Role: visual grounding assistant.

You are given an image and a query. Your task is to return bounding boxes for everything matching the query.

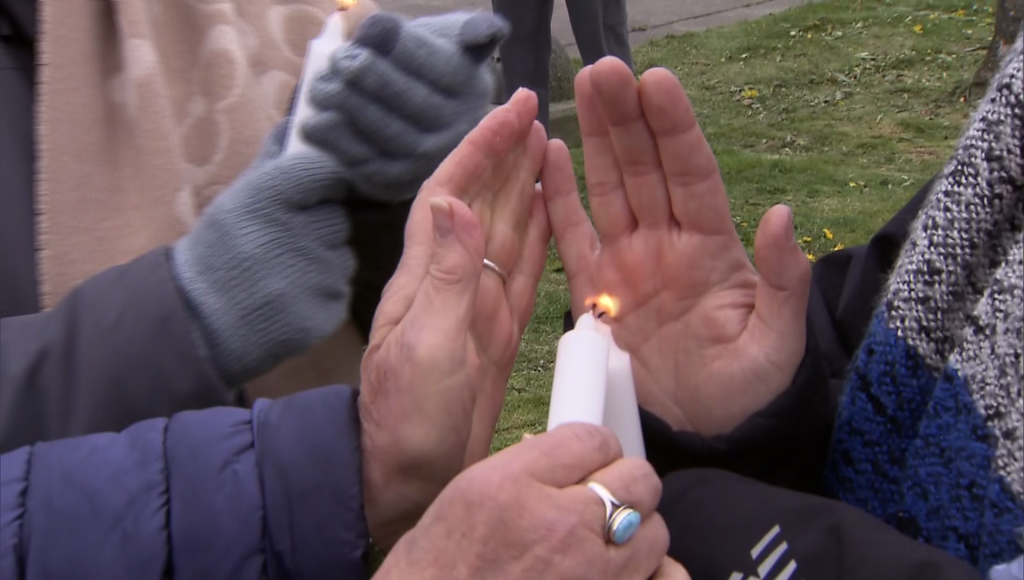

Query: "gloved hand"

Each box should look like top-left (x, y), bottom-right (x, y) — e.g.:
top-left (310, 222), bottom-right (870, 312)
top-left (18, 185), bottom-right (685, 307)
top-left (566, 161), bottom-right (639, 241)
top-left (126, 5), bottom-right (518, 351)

top-left (303, 10), bottom-right (509, 201)
top-left (170, 11), bottom-right (508, 387)
top-left (171, 124), bottom-right (355, 386)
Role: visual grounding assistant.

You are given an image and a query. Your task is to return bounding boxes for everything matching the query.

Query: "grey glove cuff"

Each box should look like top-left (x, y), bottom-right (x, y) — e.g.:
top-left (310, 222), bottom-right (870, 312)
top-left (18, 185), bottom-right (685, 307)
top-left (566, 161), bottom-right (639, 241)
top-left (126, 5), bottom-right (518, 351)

top-left (172, 126), bottom-right (356, 386)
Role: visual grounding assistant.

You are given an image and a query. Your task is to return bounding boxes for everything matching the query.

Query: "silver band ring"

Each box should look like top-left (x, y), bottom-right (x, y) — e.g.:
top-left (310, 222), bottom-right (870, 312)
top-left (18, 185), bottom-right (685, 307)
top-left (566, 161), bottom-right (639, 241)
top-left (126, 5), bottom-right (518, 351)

top-left (482, 258), bottom-right (509, 285)
top-left (586, 482), bottom-right (642, 545)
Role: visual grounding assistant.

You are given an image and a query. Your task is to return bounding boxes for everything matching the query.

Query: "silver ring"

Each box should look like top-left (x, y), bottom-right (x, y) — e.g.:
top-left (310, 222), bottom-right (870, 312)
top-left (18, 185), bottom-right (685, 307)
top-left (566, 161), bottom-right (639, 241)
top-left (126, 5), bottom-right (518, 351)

top-left (482, 258), bottom-right (509, 285)
top-left (586, 482), bottom-right (642, 545)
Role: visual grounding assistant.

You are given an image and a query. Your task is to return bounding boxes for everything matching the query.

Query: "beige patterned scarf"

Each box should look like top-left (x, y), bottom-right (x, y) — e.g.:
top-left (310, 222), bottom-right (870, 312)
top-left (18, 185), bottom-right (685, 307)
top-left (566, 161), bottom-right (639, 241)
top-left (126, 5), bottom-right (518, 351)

top-left (36, 0), bottom-right (379, 398)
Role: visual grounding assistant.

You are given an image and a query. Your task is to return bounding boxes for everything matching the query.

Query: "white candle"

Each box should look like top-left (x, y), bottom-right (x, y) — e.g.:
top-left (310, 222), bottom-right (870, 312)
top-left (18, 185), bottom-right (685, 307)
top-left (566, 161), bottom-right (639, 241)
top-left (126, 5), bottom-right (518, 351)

top-left (285, 4), bottom-right (365, 156)
top-left (595, 321), bottom-right (647, 459)
top-left (546, 311), bottom-right (611, 429)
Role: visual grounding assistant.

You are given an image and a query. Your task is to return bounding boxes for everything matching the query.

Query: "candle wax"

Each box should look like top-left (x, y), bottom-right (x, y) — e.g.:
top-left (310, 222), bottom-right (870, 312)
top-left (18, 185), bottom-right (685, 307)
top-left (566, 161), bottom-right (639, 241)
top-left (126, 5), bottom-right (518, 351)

top-left (285, 12), bottom-right (349, 156)
top-left (546, 311), bottom-right (610, 430)
top-left (595, 321), bottom-right (647, 459)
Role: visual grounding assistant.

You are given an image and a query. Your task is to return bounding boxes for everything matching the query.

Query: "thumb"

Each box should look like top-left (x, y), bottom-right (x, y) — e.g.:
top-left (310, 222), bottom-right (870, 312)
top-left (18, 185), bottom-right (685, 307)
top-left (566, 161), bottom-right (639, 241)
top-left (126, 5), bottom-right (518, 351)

top-left (752, 204), bottom-right (812, 339)
top-left (457, 13), bottom-right (510, 64)
top-left (415, 197), bottom-right (485, 330)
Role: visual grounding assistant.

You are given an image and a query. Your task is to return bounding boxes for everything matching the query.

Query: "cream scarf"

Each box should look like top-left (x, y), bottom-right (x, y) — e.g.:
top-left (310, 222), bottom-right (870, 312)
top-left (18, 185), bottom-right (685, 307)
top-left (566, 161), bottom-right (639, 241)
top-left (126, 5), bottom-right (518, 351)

top-left (36, 0), bottom-right (378, 397)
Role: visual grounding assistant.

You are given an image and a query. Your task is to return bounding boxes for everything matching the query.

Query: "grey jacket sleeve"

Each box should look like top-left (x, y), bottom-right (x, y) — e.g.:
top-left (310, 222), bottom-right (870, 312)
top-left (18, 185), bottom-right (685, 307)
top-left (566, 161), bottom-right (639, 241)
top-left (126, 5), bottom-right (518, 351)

top-left (0, 247), bottom-right (235, 453)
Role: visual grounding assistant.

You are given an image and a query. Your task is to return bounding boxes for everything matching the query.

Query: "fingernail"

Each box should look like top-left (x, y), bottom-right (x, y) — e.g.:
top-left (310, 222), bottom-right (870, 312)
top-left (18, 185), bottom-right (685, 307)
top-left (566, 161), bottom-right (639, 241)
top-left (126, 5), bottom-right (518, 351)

top-left (429, 198), bottom-right (455, 239)
top-left (520, 433), bottom-right (535, 441)
top-left (511, 87), bottom-right (536, 102)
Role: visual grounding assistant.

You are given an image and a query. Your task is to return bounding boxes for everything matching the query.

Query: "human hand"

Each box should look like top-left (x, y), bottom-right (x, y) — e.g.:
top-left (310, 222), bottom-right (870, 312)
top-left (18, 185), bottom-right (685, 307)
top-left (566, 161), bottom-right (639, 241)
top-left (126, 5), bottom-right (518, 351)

top-left (358, 89), bottom-right (550, 547)
top-left (171, 124), bottom-right (354, 386)
top-left (304, 10), bottom-right (508, 201)
top-left (375, 424), bottom-right (676, 580)
top-left (542, 58), bottom-right (811, 436)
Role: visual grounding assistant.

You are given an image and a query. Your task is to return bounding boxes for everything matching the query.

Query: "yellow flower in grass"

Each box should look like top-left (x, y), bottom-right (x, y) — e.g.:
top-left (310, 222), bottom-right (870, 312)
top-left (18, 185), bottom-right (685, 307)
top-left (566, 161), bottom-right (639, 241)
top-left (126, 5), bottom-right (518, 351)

top-left (823, 228), bottom-right (834, 240)
top-left (913, 24), bottom-right (925, 34)
top-left (806, 252), bottom-right (817, 262)
top-left (801, 236), bottom-right (814, 244)
top-left (833, 242), bottom-right (845, 251)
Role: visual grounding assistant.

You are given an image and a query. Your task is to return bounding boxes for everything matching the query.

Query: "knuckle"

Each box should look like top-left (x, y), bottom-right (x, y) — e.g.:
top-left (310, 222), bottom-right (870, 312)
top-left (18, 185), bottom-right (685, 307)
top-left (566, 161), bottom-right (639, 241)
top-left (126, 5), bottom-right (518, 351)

top-left (558, 423), bottom-right (622, 461)
top-left (614, 457), bottom-right (663, 507)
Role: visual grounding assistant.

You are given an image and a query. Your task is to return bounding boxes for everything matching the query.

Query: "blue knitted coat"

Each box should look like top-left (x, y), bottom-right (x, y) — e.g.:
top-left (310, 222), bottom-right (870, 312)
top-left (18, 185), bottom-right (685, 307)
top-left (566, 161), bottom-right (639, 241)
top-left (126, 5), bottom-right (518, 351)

top-left (823, 35), bottom-right (1024, 573)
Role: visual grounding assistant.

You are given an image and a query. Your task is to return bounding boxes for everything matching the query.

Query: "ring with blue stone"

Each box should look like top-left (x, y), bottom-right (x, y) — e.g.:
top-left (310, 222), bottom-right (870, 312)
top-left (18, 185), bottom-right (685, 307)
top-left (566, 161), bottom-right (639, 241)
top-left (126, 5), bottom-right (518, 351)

top-left (586, 482), bottom-right (642, 545)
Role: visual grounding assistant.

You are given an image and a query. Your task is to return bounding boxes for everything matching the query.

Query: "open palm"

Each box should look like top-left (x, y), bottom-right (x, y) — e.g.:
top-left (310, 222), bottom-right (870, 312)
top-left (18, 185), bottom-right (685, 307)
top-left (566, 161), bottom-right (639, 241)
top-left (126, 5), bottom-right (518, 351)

top-left (543, 59), bottom-right (812, 436)
top-left (359, 90), bottom-right (550, 546)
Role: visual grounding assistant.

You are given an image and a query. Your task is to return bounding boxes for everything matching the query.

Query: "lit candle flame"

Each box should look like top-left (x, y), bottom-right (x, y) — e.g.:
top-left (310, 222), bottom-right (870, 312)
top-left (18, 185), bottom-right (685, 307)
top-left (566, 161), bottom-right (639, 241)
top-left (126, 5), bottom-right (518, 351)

top-left (585, 293), bottom-right (621, 319)
top-left (336, 0), bottom-right (358, 10)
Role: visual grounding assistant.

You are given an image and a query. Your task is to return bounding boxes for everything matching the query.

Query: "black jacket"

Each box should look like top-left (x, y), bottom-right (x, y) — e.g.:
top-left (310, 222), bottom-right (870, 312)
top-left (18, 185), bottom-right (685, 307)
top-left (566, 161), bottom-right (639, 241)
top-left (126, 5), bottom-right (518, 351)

top-left (567, 178), bottom-right (983, 579)
top-left (0, 0), bottom-right (38, 318)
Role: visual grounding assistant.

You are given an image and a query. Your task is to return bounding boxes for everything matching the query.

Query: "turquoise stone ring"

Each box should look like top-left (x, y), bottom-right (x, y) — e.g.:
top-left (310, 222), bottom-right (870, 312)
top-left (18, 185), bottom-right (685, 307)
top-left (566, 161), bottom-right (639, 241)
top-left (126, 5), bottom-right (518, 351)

top-left (586, 482), bottom-right (643, 545)
top-left (608, 507), bottom-right (642, 545)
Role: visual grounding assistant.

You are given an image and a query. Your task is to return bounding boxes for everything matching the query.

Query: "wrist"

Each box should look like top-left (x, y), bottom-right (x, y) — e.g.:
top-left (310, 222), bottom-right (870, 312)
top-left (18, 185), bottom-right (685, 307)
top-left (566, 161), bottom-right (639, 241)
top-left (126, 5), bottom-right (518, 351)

top-left (362, 449), bottom-right (445, 549)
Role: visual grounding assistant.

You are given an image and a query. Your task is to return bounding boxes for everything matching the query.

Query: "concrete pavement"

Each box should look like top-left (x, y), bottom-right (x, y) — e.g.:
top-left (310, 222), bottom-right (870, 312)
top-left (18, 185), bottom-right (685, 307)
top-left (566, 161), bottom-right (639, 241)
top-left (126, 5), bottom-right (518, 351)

top-left (379, 0), bottom-right (817, 57)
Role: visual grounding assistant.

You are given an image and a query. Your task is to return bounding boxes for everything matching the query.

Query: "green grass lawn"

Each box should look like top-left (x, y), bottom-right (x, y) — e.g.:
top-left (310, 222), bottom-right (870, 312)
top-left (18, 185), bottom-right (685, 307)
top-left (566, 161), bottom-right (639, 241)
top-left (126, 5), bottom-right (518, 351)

top-left (491, 0), bottom-right (993, 451)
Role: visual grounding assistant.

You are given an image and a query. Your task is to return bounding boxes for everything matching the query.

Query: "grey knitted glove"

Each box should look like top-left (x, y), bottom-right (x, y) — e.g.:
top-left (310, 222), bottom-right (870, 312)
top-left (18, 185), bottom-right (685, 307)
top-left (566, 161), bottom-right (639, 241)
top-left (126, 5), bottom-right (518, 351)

top-left (303, 11), bottom-right (509, 201)
top-left (171, 124), bottom-right (355, 386)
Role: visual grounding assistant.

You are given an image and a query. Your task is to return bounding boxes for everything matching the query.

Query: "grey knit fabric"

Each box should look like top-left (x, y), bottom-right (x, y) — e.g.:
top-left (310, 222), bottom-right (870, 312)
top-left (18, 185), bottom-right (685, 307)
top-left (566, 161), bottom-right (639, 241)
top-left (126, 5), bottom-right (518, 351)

top-left (304, 11), bottom-right (507, 201)
top-left (883, 33), bottom-right (1024, 496)
top-left (170, 11), bottom-right (507, 386)
top-left (172, 124), bottom-right (355, 386)
top-left (824, 33), bottom-right (1024, 572)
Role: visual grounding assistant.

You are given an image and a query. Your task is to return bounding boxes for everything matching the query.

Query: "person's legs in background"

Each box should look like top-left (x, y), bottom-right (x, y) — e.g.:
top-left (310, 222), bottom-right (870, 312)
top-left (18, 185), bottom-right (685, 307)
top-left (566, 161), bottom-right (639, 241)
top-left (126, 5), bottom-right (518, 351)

top-left (565, 0), bottom-right (634, 70)
top-left (492, 0), bottom-right (555, 130)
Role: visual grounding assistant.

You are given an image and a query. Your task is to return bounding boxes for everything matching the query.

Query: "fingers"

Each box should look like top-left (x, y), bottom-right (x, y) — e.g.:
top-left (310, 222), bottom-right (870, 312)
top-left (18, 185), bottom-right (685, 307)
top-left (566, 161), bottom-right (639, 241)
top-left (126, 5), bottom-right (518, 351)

top-left (610, 513), bottom-right (671, 580)
top-left (589, 57), bottom-right (672, 228)
top-left (355, 12), bottom-right (487, 96)
top-left (314, 46), bottom-right (465, 132)
top-left (581, 457), bottom-right (663, 518)
top-left (372, 89), bottom-right (539, 341)
top-left (541, 139), bottom-right (599, 312)
top-left (652, 557), bottom-right (691, 580)
top-left (404, 196), bottom-right (485, 338)
top-left (303, 110), bottom-right (377, 165)
top-left (575, 66), bottom-right (637, 240)
top-left (504, 423), bottom-right (623, 487)
top-left (309, 85), bottom-right (422, 159)
top-left (752, 205), bottom-right (812, 340)
top-left (483, 120), bottom-right (548, 278)
top-left (506, 190), bottom-right (552, 332)
top-left (638, 68), bottom-right (735, 236)
top-left (425, 89), bottom-right (538, 199)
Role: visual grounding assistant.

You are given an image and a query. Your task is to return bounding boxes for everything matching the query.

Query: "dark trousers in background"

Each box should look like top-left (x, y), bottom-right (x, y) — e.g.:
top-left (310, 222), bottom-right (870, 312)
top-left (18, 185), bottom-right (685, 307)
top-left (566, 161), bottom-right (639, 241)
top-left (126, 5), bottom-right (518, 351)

top-left (492, 0), bottom-right (633, 130)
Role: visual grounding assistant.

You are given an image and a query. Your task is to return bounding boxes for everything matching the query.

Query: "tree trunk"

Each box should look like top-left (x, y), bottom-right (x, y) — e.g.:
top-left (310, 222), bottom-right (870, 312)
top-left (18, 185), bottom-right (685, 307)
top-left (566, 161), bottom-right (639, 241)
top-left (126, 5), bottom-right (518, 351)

top-left (969, 0), bottom-right (1024, 97)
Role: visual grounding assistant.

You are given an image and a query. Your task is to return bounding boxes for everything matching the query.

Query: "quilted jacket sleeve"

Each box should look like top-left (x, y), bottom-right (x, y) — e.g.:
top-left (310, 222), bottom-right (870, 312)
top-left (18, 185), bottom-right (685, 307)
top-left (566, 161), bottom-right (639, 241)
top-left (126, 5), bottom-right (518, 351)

top-left (0, 385), bottom-right (369, 580)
